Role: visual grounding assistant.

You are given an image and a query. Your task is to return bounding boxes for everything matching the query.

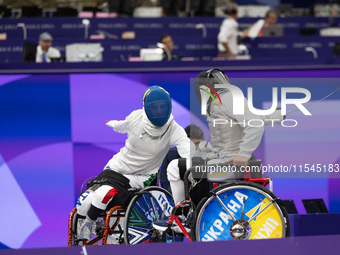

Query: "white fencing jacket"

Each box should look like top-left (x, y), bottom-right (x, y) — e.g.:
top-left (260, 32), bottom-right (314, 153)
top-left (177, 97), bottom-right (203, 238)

top-left (105, 109), bottom-right (191, 175)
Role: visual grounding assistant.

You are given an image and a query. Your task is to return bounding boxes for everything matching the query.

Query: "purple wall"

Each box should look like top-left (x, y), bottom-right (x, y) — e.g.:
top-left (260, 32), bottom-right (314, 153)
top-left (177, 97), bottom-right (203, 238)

top-left (1, 70), bottom-right (339, 249)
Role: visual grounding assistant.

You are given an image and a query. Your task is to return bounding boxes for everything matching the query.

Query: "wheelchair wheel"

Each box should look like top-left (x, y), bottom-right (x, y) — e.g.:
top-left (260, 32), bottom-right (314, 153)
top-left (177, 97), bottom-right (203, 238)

top-left (192, 181), bottom-right (290, 241)
top-left (124, 186), bottom-right (174, 244)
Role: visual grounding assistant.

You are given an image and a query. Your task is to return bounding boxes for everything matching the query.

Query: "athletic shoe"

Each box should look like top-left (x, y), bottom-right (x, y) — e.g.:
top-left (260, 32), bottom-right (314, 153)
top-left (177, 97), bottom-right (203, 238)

top-left (152, 215), bottom-right (191, 233)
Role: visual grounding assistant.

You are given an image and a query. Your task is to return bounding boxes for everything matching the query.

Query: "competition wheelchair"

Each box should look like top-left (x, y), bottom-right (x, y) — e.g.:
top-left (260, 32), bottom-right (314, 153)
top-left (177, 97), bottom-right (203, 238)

top-left (159, 158), bottom-right (290, 242)
top-left (68, 159), bottom-right (290, 246)
top-left (68, 184), bottom-right (175, 246)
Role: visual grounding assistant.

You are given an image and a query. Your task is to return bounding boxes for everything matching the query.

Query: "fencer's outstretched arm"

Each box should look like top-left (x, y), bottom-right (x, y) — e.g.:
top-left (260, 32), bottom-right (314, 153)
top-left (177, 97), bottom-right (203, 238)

top-left (169, 125), bottom-right (191, 159)
top-left (105, 114), bottom-right (130, 133)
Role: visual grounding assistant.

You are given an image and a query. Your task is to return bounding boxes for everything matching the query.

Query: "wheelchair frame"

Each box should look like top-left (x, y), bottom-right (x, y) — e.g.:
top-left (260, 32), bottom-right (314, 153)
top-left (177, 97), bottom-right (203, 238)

top-left (167, 161), bottom-right (289, 242)
top-left (68, 205), bottom-right (126, 246)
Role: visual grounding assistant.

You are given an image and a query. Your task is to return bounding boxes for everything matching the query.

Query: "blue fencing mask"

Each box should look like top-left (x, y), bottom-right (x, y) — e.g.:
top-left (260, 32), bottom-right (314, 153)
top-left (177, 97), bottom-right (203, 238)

top-left (143, 86), bottom-right (172, 127)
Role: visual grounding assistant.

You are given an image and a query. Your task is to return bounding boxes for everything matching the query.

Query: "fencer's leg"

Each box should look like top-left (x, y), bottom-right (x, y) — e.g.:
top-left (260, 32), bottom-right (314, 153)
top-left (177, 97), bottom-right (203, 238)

top-left (77, 185), bottom-right (119, 245)
top-left (171, 181), bottom-right (185, 205)
top-left (76, 191), bottom-right (94, 217)
top-left (167, 159), bottom-right (185, 205)
top-left (92, 185), bottom-right (119, 212)
top-left (76, 191), bottom-right (95, 245)
top-left (92, 185), bottom-right (120, 243)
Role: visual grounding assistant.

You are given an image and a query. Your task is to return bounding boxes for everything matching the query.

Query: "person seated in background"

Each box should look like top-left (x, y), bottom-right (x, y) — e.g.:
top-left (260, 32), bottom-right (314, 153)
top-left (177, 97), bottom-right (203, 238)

top-left (159, 34), bottom-right (184, 60)
top-left (36, 32), bottom-right (61, 63)
top-left (160, 124), bottom-right (204, 193)
top-left (217, 3), bottom-right (240, 56)
top-left (243, 10), bottom-right (278, 38)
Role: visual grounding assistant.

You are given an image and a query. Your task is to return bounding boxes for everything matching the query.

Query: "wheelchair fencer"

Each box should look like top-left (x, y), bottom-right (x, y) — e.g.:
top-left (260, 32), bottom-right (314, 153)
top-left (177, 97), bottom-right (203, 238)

top-left (68, 158), bottom-right (290, 246)
top-left (158, 158), bottom-right (290, 242)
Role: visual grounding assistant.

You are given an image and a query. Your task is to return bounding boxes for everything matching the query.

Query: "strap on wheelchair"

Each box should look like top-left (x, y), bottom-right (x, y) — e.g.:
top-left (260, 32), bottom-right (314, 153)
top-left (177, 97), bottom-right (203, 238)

top-left (178, 158), bottom-right (187, 181)
top-left (86, 170), bottom-right (131, 196)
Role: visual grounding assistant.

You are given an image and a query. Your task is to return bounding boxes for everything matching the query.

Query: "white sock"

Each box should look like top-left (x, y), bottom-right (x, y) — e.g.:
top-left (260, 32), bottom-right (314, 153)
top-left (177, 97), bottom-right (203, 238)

top-left (170, 180), bottom-right (185, 205)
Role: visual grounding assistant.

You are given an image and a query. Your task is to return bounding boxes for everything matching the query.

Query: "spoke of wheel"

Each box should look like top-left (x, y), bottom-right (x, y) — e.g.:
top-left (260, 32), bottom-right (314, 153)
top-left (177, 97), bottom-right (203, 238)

top-left (241, 197), bottom-right (245, 221)
top-left (247, 200), bottom-right (274, 223)
top-left (216, 195), bottom-right (236, 222)
top-left (149, 194), bottom-right (159, 221)
top-left (161, 203), bottom-right (167, 220)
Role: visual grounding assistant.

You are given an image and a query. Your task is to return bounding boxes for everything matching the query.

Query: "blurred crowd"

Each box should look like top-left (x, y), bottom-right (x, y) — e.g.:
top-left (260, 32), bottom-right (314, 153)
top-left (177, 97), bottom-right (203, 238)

top-left (1, 0), bottom-right (340, 63)
top-left (1, 0), bottom-right (339, 18)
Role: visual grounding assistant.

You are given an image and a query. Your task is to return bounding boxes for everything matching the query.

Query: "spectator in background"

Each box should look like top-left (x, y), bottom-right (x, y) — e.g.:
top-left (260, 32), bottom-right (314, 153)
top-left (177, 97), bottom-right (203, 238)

top-left (217, 3), bottom-right (240, 56)
top-left (159, 34), bottom-right (184, 60)
top-left (36, 32), bottom-right (61, 63)
top-left (160, 124), bottom-right (204, 193)
top-left (244, 10), bottom-right (278, 38)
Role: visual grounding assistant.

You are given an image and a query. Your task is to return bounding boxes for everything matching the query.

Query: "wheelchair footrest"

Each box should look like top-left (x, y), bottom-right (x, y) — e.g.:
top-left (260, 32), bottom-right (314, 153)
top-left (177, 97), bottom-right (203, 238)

top-left (165, 227), bottom-right (186, 237)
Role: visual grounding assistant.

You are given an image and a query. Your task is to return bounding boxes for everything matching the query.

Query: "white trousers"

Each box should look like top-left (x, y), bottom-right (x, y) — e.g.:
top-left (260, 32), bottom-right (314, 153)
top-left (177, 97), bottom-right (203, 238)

top-left (76, 173), bottom-right (150, 217)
